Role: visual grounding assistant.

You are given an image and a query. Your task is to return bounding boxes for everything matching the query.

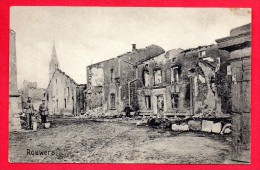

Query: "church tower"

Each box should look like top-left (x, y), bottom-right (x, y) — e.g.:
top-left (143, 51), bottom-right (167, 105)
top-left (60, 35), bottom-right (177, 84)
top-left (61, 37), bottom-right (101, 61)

top-left (49, 41), bottom-right (59, 80)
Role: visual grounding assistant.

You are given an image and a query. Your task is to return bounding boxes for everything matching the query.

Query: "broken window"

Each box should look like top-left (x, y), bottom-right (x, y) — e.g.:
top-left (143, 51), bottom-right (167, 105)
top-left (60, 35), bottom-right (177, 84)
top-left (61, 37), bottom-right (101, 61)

top-left (143, 64), bottom-right (150, 86)
top-left (145, 95), bottom-right (151, 110)
top-left (110, 93), bottom-right (115, 108)
top-left (67, 87), bottom-right (69, 97)
top-left (154, 69), bottom-right (162, 86)
top-left (227, 64), bottom-right (232, 76)
top-left (171, 67), bottom-right (179, 84)
top-left (64, 99), bottom-right (67, 108)
top-left (198, 50), bottom-right (206, 57)
top-left (171, 93), bottom-right (179, 109)
top-left (110, 69), bottom-right (115, 83)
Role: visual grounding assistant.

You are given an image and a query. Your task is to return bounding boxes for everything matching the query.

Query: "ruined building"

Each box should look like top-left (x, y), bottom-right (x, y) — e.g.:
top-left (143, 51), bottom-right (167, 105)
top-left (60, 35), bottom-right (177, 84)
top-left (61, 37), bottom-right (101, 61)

top-left (216, 23), bottom-right (251, 159)
top-left (136, 45), bottom-right (230, 118)
top-left (86, 44), bottom-right (165, 114)
top-left (9, 29), bottom-right (22, 131)
top-left (87, 42), bottom-right (232, 118)
top-left (46, 42), bottom-right (86, 115)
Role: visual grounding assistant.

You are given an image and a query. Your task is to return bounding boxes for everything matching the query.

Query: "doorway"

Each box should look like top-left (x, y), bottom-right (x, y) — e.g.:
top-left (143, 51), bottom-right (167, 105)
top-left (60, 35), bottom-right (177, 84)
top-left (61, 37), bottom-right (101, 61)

top-left (156, 95), bottom-right (164, 117)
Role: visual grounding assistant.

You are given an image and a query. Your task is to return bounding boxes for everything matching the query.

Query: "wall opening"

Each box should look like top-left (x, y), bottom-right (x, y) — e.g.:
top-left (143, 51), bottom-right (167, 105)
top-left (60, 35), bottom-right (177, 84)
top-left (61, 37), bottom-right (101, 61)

top-left (154, 69), bottom-right (162, 86)
top-left (110, 93), bottom-right (115, 109)
top-left (171, 66), bottom-right (179, 84)
top-left (143, 64), bottom-right (150, 86)
top-left (64, 98), bottom-right (66, 108)
top-left (110, 69), bottom-right (115, 83)
top-left (171, 93), bottom-right (179, 109)
top-left (145, 95), bottom-right (151, 110)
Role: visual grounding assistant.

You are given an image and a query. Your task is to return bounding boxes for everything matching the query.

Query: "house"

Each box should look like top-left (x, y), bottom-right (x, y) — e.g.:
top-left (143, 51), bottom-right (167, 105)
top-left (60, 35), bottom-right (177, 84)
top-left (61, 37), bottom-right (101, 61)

top-left (86, 44), bottom-right (165, 114)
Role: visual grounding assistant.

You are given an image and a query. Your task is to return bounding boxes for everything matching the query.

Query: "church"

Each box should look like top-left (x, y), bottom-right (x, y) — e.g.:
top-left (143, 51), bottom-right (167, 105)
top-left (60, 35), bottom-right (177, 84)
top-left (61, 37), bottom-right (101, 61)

top-left (46, 42), bottom-right (86, 116)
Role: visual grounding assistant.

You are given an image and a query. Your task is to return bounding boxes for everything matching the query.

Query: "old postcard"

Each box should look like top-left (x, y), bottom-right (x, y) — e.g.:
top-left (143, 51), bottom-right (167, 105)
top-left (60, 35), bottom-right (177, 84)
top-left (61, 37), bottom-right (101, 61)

top-left (9, 7), bottom-right (251, 164)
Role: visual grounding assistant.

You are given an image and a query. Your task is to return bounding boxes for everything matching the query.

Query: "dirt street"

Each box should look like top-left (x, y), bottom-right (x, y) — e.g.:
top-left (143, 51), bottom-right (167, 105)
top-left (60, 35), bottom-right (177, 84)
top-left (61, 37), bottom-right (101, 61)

top-left (9, 118), bottom-right (232, 163)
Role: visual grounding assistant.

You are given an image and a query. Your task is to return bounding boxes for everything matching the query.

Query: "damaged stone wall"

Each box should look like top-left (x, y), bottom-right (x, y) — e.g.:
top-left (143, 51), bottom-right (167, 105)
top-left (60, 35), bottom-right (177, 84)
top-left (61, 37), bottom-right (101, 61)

top-left (76, 84), bottom-right (86, 113)
top-left (136, 46), bottom-right (230, 117)
top-left (86, 58), bottom-right (120, 113)
top-left (86, 63), bottom-right (104, 111)
top-left (191, 47), bottom-right (230, 117)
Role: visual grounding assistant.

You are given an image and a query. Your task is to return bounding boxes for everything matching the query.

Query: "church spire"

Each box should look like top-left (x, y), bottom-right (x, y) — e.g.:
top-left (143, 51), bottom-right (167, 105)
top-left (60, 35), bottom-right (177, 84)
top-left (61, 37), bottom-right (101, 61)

top-left (49, 41), bottom-right (59, 80)
top-left (51, 40), bottom-right (57, 58)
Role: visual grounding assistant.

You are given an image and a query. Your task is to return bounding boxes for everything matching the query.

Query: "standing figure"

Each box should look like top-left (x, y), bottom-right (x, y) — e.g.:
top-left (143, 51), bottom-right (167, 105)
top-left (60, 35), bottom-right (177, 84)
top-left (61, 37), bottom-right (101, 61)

top-left (24, 97), bottom-right (34, 130)
top-left (39, 100), bottom-right (48, 125)
top-left (124, 105), bottom-right (131, 117)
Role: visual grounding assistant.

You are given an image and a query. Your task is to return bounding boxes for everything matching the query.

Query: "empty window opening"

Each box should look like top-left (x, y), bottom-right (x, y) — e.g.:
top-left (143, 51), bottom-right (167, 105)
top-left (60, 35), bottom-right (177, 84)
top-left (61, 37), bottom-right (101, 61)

top-left (154, 69), bottom-right (162, 86)
top-left (171, 67), bottom-right (179, 84)
top-left (171, 93), bottom-right (179, 109)
top-left (143, 64), bottom-right (150, 86)
top-left (64, 99), bottom-right (67, 108)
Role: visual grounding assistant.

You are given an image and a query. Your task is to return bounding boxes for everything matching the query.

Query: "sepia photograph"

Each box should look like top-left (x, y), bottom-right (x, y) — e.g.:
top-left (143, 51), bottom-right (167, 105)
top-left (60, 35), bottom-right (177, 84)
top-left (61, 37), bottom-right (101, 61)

top-left (8, 7), bottom-right (251, 164)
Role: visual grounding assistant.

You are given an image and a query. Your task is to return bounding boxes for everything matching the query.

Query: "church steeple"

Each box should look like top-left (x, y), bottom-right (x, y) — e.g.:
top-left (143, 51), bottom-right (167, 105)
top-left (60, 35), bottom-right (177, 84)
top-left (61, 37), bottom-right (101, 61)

top-left (49, 41), bottom-right (59, 80)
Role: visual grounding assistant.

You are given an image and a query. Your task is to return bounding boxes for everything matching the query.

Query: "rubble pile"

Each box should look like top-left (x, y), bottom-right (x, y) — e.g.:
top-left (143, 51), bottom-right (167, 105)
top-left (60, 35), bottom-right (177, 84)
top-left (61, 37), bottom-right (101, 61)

top-left (145, 114), bottom-right (232, 135)
top-left (77, 107), bottom-right (124, 119)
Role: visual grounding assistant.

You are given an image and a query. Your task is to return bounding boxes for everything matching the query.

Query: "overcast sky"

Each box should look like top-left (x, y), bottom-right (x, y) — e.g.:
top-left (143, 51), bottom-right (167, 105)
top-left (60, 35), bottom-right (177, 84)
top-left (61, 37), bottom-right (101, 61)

top-left (10, 7), bottom-right (251, 89)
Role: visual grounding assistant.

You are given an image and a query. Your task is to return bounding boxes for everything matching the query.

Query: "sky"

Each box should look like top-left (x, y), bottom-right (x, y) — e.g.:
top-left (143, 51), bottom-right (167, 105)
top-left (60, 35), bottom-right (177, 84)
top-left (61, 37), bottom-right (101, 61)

top-left (10, 7), bottom-right (251, 89)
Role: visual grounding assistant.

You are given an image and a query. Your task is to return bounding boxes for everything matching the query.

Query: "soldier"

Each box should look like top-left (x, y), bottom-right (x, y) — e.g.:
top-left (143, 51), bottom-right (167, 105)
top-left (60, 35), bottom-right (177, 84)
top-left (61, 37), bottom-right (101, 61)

top-left (23, 97), bottom-right (34, 130)
top-left (39, 99), bottom-right (48, 125)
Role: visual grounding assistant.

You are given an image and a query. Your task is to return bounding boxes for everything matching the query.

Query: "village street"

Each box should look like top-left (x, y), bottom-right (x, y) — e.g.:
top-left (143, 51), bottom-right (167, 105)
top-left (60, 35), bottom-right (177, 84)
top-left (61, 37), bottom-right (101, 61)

top-left (9, 117), bottom-right (232, 163)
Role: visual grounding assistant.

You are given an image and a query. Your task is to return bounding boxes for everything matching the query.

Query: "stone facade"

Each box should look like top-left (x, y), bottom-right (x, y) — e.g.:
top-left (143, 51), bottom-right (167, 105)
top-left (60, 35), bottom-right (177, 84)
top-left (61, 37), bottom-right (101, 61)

top-left (86, 44), bottom-right (165, 114)
top-left (9, 29), bottom-right (22, 131)
top-left (216, 23), bottom-right (251, 158)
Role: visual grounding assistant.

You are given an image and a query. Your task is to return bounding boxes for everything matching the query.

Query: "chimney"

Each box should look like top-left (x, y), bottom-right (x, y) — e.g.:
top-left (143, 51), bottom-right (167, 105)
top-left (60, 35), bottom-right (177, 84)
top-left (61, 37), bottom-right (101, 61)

top-left (132, 44), bottom-right (137, 52)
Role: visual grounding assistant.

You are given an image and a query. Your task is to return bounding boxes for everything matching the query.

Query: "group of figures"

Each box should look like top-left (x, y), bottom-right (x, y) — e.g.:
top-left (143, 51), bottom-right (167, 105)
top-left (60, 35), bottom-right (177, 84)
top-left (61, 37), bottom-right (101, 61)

top-left (23, 97), bottom-right (48, 130)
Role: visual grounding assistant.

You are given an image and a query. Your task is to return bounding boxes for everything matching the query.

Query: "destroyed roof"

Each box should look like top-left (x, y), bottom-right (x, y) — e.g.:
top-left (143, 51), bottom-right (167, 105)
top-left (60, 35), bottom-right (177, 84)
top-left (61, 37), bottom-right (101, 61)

top-left (118, 44), bottom-right (165, 66)
top-left (180, 44), bottom-right (214, 54)
top-left (87, 44), bottom-right (165, 67)
top-left (165, 48), bottom-right (183, 58)
top-left (87, 58), bottom-right (115, 67)
top-left (47, 68), bottom-right (79, 89)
